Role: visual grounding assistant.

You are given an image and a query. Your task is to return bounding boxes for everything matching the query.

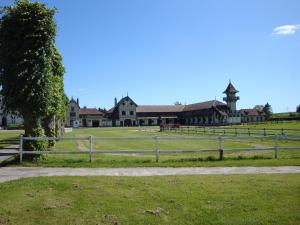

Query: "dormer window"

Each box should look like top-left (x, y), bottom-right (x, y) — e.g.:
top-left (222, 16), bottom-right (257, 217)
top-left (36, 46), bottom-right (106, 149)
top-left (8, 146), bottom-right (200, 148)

top-left (71, 107), bottom-right (75, 111)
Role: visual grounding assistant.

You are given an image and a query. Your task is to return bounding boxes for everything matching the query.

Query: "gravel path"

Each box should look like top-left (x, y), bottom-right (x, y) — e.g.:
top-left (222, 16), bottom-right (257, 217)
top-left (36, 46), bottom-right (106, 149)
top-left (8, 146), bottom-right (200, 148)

top-left (1, 166), bottom-right (300, 183)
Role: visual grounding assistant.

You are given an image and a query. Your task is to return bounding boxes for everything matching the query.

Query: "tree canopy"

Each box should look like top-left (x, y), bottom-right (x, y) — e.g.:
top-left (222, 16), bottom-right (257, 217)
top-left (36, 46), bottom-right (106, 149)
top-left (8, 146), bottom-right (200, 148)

top-left (263, 103), bottom-right (272, 120)
top-left (0, 0), bottom-right (67, 151)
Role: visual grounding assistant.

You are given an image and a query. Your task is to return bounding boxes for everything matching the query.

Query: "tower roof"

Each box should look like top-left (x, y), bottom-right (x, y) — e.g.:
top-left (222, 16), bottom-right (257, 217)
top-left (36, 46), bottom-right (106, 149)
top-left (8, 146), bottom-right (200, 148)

top-left (223, 82), bottom-right (238, 94)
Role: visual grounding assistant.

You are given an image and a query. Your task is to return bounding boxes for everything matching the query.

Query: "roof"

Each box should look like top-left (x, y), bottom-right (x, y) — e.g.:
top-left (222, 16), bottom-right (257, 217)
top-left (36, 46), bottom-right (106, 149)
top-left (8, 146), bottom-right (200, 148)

top-left (117, 96), bottom-right (138, 107)
top-left (183, 100), bottom-right (226, 111)
top-left (223, 82), bottom-right (238, 94)
top-left (240, 109), bottom-right (265, 116)
top-left (106, 107), bottom-right (115, 114)
top-left (106, 96), bottom-right (138, 114)
top-left (79, 108), bottom-right (104, 116)
top-left (137, 105), bottom-right (185, 113)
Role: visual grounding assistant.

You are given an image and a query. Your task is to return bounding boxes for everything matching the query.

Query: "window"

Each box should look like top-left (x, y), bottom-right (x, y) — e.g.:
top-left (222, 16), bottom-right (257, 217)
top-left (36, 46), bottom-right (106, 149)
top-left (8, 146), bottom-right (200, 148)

top-left (71, 107), bottom-right (75, 111)
top-left (130, 111), bottom-right (134, 115)
top-left (70, 112), bottom-right (76, 117)
top-left (122, 111), bottom-right (126, 116)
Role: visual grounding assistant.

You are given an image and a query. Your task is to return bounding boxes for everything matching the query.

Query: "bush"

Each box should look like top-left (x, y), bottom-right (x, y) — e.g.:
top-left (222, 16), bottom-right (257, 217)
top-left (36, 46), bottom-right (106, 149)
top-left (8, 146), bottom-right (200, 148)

top-left (23, 127), bottom-right (47, 160)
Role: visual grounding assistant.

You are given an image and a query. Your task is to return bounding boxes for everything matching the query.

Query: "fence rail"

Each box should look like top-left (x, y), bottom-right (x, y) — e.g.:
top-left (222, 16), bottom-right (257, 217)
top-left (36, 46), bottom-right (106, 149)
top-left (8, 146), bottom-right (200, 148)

top-left (161, 126), bottom-right (300, 136)
top-left (17, 134), bottom-right (300, 163)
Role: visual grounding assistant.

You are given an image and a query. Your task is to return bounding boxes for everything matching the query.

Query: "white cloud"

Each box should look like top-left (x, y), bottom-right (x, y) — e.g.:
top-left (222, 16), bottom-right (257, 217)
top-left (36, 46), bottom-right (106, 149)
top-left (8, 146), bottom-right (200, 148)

top-left (272, 24), bottom-right (300, 35)
top-left (77, 88), bottom-right (87, 92)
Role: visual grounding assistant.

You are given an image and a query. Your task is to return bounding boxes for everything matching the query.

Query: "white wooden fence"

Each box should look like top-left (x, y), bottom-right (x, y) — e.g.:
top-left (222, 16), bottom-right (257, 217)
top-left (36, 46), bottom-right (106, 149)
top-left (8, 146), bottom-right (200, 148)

top-left (18, 135), bottom-right (300, 163)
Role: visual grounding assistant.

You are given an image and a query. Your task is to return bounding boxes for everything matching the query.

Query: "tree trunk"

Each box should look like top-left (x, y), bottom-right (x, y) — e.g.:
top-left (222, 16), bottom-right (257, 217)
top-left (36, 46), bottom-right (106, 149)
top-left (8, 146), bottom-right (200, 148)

top-left (42, 115), bottom-right (56, 147)
top-left (22, 113), bottom-right (47, 159)
top-left (23, 114), bottom-right (40, 137)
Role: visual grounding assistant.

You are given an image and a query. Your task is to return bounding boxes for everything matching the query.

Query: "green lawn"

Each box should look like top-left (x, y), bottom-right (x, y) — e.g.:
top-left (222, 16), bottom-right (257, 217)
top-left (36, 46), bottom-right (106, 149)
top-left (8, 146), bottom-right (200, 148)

top-left (0, 174), bottom-right (299, 225)
top-left (2, 125), bottom-right (296, 167)
top-left (1, 123), bottom-right (300, 167)
top-left (0, 130), bottom-right (22, 149)
top-left (225, 120), bottom-right (300, 130)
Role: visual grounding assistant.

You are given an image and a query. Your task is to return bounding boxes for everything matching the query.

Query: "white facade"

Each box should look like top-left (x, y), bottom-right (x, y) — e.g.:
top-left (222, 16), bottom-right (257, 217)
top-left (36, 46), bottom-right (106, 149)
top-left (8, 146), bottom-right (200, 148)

top-left (0, 95), bottom-right (23, 127)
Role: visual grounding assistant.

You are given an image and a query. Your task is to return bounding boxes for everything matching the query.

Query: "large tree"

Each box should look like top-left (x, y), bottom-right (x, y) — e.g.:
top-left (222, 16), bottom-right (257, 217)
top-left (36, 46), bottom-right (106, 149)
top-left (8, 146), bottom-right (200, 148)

top-left (0, 0), bottom-right (64, 151)
top-left (42, 47), bottom-right (66, 146)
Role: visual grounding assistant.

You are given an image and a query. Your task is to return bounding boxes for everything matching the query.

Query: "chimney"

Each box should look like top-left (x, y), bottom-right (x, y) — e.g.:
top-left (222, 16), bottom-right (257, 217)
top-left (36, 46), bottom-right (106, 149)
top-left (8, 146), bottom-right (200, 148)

top-left (114, 97), bottom-right (117, 106)
top-left (77, 98), bottom-right (79, 105)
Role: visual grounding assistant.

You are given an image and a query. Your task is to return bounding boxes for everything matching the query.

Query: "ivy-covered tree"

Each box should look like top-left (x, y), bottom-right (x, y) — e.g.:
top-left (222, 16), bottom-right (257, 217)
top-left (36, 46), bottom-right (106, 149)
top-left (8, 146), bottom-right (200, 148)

top-left (263, 103), bottom-right (273, 120)
top-left (42, 47), bottom-right (66, 146)
top-left (0, 0), bottom-right (63, 151)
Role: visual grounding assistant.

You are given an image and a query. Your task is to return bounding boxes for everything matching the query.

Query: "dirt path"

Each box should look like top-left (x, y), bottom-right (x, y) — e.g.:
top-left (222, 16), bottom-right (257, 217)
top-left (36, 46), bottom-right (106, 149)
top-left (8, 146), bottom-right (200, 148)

top-left (0, 166), bottom-right (299, 183)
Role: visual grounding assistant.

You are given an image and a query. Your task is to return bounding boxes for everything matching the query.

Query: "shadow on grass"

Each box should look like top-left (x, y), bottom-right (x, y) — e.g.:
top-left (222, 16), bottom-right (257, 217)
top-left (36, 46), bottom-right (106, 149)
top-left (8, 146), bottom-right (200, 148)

top-left (164, 155), bottom-right (273, 163)
top-left (0, 154), bottom-right (277, 168)
top-left (0, 137), bottom-right (19, 149)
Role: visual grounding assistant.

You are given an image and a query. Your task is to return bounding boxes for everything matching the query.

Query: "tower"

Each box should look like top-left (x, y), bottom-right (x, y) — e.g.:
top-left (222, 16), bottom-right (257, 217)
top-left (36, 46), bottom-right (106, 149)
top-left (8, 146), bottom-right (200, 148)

top-left (223, 81), bottom-right (240, 111)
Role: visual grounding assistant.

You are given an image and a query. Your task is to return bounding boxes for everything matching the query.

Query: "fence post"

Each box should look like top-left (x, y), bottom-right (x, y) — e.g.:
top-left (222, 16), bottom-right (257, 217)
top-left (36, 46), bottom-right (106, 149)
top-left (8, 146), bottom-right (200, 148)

top-left (235, 128), bottom-right (237, 136)
top-left (89, 135), bottom-right (92, 162)
top-left (264, 128), bottom-right (266, 136)
top-left (218, 135), bottom-right (224, 160)
top-left (248, 128), bottom-right (250, 136)
top-left (281, 128), bottom-right (284, 136)
top-left (274, 135), bottom-right (278, 159)
top-left (155, 136), bottom-right (159, 162)
top-left (19, 134), bottom-right (23, 163)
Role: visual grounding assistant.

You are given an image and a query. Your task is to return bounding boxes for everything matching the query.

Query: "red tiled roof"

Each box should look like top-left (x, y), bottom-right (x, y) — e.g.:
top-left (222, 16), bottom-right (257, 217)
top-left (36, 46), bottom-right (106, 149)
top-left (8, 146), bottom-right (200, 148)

top-left (240, 109), bottom-right (265, 116)
top-left (183, 100), bottom-right (226, 111)
top-left (79, 108), bottom-right (104, 116)
top-left (137, 105), bottom-right (185, 113)
top-left (223, 82), bottom-right (238, 94)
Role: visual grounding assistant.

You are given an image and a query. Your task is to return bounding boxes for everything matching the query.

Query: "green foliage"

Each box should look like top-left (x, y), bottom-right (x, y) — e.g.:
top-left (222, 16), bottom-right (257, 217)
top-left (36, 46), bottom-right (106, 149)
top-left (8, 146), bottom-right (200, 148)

top-left (263, 103), bottom-right (272, 120)
top-left (0, 0), bottom-right (67, 150)
top-left (0, 0), bottom-right (56, 118)
top-left (297, 105), bottom-right (300, 113)
top-left (253, 105), bottom-right (264, 111)
top-left (23, 127), bottom-right (47, 152)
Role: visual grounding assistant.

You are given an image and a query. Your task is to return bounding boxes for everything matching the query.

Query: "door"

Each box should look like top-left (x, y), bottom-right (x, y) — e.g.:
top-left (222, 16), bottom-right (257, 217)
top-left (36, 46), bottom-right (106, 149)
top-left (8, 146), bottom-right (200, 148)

top-left (92, 120), bottom-right (99, 127)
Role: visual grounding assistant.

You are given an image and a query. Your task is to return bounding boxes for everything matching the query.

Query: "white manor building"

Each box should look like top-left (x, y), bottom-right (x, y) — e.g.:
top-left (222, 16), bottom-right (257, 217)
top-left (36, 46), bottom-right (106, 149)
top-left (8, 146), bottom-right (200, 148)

top-left (0, 95), bottom-right (23, 127)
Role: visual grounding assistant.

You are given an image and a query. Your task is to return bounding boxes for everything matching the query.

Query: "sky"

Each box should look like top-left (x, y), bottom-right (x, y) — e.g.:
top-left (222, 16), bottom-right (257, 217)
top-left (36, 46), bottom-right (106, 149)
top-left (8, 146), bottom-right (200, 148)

top-left (1, 0), bottom-right (300, 113)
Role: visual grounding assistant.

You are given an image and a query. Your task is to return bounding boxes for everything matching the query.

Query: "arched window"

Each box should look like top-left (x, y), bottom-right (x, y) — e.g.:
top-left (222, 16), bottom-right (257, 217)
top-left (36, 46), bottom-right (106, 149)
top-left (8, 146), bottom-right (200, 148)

top-left (122, 111), bottom-right (126, 116)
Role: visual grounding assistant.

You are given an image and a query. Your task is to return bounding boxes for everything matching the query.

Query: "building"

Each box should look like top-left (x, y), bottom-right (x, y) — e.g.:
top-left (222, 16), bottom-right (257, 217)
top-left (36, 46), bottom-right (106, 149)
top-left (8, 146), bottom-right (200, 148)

top-left (0, 95), bottom-right (23, 127)
top-left (66, 97), bottom-right (111, 127)
top-left (240, 109), bottom-right (265, 123)
top-left (66, 82), bottom-right (266, 127)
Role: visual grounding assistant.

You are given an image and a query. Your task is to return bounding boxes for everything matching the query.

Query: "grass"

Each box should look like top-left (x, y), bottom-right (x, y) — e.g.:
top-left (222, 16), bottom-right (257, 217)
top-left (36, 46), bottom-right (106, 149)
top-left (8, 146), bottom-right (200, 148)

top-left (0, 130), bottom-right (22, 149)
top-left (226, 120), bottom-right (300, 130)
top-left (0, 174), bottom-right (299, 225)
top-left (1, 123), bottom-right (300, 167)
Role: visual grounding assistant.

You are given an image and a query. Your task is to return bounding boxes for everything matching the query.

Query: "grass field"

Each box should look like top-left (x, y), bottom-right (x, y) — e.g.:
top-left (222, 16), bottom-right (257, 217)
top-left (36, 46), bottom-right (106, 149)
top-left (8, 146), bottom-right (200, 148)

top-left (0, 174), bottom-right (299, 225)
top-left (1, 122), bottom-right (300, 167)
top-left (226, 121), bottom-right (300, 130)
top-left (0, 130), bottom-right (22, 149)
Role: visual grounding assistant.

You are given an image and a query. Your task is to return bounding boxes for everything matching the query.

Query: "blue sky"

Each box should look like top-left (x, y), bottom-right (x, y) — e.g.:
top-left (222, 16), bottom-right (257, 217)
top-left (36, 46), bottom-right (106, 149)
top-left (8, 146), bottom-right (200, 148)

top-left (1, 0), bottom-right (300, 112)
